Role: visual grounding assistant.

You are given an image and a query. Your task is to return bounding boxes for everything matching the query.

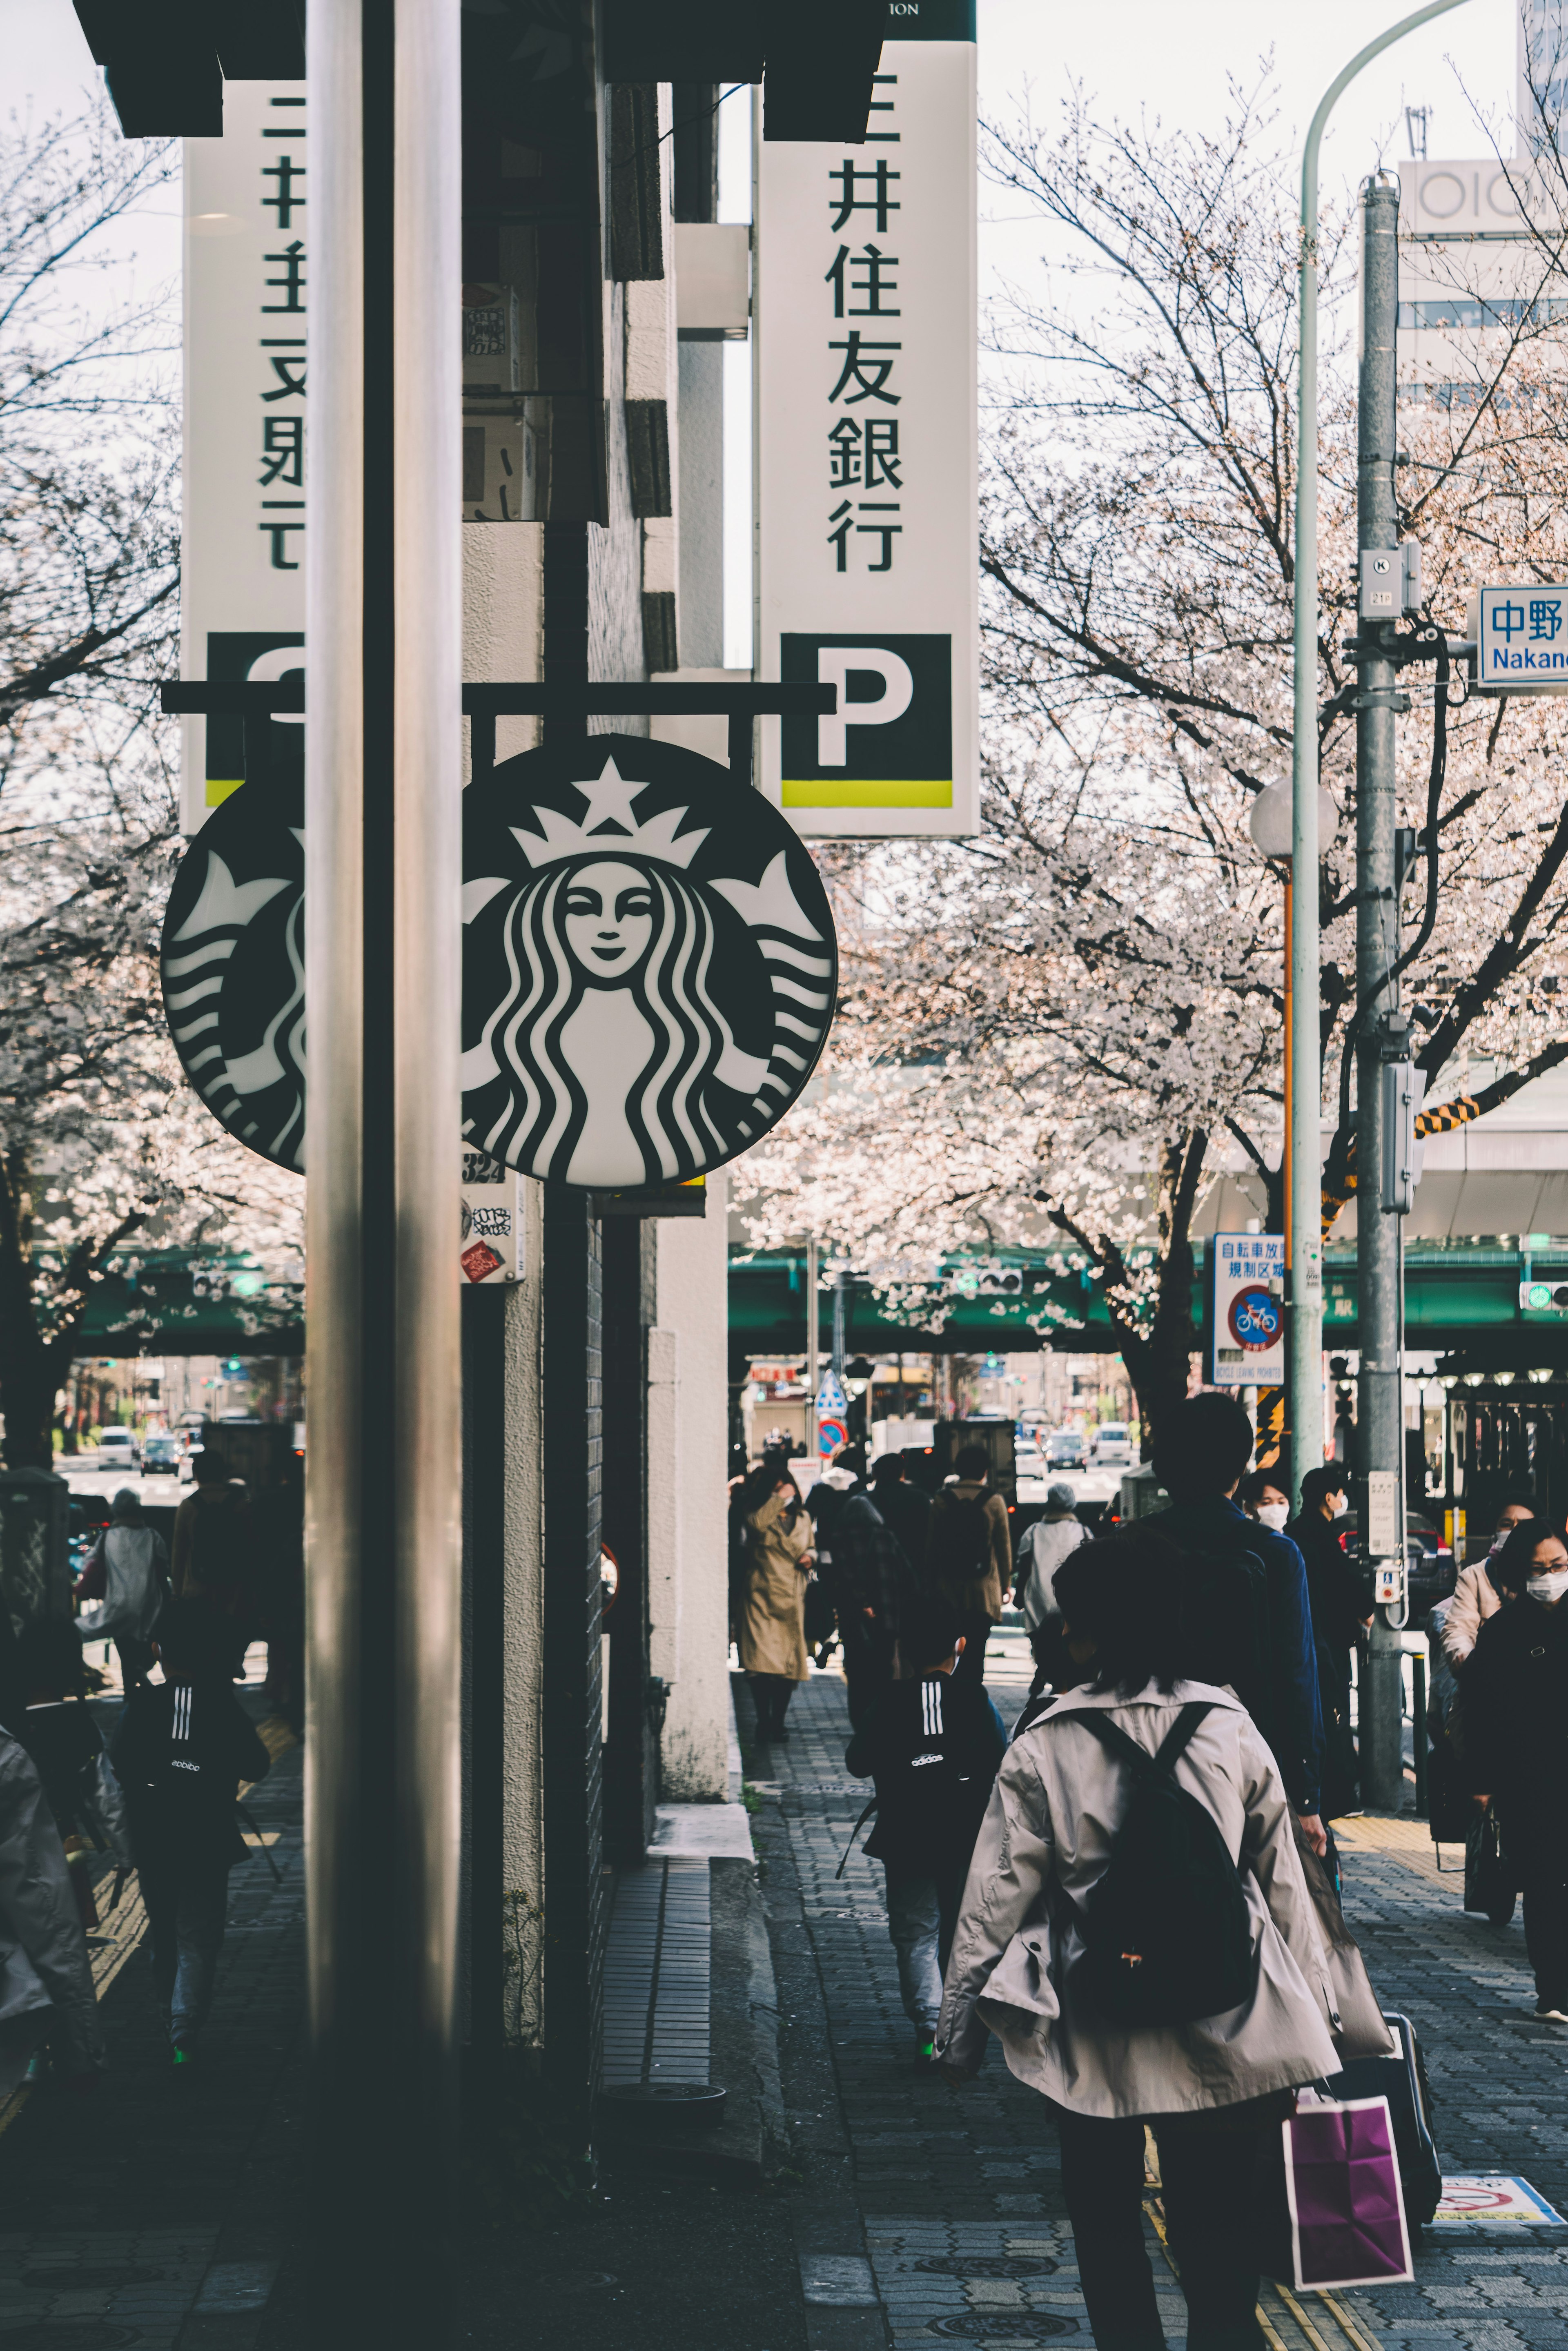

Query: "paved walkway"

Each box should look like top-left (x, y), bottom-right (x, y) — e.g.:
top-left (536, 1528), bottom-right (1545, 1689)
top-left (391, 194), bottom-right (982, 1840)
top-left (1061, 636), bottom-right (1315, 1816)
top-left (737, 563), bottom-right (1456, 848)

top-left (748, 1638), bottom-right (1568, 2351)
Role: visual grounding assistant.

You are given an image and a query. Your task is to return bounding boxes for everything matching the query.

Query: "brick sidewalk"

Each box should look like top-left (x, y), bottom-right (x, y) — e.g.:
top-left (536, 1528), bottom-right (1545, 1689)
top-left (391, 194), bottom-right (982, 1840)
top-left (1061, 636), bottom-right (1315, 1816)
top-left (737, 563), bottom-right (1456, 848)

top-left (0, 1686), bottom-right (305, 2350)
top-left (749, 1654), bottom-right (1568, 2351)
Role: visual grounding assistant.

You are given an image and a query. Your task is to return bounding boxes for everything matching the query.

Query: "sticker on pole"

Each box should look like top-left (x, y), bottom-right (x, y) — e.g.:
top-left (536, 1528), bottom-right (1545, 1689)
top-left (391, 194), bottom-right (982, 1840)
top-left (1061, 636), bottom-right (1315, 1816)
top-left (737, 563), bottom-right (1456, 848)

top-left (1431, 2177), bottom-right (1566, 2228)
top-left (1211, 1234), bottom-right (1285, 1387)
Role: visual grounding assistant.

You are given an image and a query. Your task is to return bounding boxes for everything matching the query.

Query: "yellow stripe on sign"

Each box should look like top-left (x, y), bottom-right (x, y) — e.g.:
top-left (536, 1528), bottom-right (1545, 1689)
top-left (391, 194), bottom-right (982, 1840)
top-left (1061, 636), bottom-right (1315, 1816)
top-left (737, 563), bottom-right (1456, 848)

top-left (781, 780), bottom-right (953, 807)
top-left (206, 778), bottom-right (245, 806)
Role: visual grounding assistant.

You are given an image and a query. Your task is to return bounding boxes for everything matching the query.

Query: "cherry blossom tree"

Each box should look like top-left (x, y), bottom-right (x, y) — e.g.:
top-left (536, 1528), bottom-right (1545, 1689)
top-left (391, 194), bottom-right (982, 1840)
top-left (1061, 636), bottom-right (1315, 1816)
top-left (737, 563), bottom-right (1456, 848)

top-left (742, 82), bottom-right (1568, 1446)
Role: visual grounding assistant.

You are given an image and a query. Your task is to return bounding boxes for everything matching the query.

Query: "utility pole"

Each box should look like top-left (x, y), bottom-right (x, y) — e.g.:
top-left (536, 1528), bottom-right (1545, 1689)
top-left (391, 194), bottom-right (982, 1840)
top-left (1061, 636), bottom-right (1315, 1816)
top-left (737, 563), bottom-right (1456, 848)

top-left (1353, 173), bottom-right (1409, 1813)
top-left (831, 1264), bottom-right (848, 1382)
top-left (806, 1235), bottom-right (820, 1455)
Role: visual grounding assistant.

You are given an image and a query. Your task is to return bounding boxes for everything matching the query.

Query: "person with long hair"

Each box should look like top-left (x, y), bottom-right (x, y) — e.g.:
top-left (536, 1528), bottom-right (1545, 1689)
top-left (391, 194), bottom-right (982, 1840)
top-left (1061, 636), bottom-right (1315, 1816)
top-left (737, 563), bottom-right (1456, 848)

top-left (937, 1526), bottom-right (1340, 2350)
top-left (737, 1453), bottom-right (813, 1741)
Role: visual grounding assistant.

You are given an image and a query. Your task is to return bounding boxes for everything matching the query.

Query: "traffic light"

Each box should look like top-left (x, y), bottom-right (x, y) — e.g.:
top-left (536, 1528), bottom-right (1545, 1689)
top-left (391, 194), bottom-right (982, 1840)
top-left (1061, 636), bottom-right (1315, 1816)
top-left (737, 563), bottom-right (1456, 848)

top-left (1520, 1282), bottom-right (1568, 1313)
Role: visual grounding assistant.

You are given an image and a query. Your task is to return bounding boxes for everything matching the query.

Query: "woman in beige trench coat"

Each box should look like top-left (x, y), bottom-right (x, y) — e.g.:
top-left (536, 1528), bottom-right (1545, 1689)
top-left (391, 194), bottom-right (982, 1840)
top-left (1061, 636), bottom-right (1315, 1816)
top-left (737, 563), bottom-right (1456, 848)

top-left (738, 1471), bottom-right (813, 1741)
top-left (936, 1526), bottom-right (1343, 2351)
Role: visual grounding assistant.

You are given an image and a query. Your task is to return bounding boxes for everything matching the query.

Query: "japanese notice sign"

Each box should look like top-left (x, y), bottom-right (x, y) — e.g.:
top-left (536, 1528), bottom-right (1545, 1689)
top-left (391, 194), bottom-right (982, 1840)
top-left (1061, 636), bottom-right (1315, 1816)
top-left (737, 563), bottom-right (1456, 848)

top-left (1211, 1234), bottom-right (1286, 1388)
top-left (756, 0), bottom-right (978, 837)
top-left (1474, 583), bottom-right (1568, 695)
top-left (180, 82), bottom-right (308, 832)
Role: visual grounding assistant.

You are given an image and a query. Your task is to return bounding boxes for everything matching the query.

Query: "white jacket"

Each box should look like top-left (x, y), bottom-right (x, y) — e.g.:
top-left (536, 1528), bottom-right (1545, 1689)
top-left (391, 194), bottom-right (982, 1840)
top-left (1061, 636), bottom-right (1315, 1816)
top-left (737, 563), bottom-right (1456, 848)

top-left (936, 1680), bottom-right (1341, 2117)
top-left (1439, 1561), bottom-right (1502, 1668)
top-left (0, 1731), bottom-right (105, 2092)
top-left (1015, 1515), bottom-right (1086, 1633)
top-left (77, 1524), bottom-right (168, 1646)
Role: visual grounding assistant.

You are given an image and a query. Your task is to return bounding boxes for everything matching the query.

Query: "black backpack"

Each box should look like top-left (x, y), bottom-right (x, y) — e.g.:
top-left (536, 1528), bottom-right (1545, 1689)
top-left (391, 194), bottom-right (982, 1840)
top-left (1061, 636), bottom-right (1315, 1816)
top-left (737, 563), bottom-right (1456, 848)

top-left (840, 1677), bottom-right (994, 1877)
top-left (1175, 1542), bottom-right (1274, 1741)
top-left (929, 1491), bottom-right (991, 1585)
top-left (1059, 1702), bottom-right (1256, 2028)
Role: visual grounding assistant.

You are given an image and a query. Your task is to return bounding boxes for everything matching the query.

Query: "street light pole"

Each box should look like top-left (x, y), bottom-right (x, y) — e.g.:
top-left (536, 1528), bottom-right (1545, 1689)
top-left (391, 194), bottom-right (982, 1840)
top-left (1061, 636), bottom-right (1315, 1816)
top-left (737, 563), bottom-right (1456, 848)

top-left (1289, 0), bottom-right (1470, 1502)
top-left (1355, 174), bottom-right (1411, 1812)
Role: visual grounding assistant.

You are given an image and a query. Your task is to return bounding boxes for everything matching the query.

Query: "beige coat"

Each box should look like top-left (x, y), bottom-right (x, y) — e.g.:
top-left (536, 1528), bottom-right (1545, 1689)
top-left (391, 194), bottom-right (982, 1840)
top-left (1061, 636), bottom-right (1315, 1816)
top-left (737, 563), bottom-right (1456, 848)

top-left (926, 1482), bottom-right (1013, 1621)
top-left (935, 1680), bottom-right (1342, 2117)
top-left (1439, 1560), bottom-right (1502, 1668)
top-left (738, 1489), bottom-right (812, 1680)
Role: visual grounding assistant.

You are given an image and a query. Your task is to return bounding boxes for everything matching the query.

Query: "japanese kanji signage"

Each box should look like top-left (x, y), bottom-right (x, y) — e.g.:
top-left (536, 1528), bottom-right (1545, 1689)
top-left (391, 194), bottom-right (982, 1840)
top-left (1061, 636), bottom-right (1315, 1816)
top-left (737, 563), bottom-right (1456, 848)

top-left (756, 0), bottom-right (978, 838)
top-left (1210, 1234), bottom-right (1286, 1388)
top-left (180, 83), bottom-right (308, 831)
top-left (1474, 583), bottom-right (1568, 695)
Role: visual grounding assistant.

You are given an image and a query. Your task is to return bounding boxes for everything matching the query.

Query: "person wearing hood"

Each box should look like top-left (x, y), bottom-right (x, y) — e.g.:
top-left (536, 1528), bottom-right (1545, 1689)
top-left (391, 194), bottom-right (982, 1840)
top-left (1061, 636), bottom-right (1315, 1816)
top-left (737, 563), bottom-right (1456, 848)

top-left (76, 1489), bottom-right (169, 1687)
top-left (1013, 1484), bottom-right (1086, 1692)
top-left (1287, 1465), bottom-right (1372, 1823)
top-left (1440, 1496), bottom-right (1535, 1674)
top-left (1464, 1516), bottom-right (1568, 2022)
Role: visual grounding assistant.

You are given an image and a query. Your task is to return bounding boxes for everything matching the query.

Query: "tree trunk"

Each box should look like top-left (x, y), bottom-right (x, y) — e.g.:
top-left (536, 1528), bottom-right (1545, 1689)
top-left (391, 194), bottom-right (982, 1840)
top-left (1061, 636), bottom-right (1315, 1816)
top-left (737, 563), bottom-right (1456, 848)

top-left (0, 1153), bottom-right (76, 1471)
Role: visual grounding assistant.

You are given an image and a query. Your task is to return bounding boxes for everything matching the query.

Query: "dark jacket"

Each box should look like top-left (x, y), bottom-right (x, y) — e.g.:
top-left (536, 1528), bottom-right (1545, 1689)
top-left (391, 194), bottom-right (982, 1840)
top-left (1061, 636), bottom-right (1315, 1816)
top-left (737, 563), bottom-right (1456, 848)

top-left (846, 1671), bottom-right (1006, 1876)
top-left (832, 1490), bottom-right (918, 1629)
top-left (111, 1677), bottom-right (271, 1871)
top-left (871, 1477), bottom-right (932, 1572)
top-left (1463, 1594), bottom-right (1568, 1832)
top-left (1287, 1511), bottom-right (1369, 1654)
top-left (1154, 1495), bottom-right (1325, 1817)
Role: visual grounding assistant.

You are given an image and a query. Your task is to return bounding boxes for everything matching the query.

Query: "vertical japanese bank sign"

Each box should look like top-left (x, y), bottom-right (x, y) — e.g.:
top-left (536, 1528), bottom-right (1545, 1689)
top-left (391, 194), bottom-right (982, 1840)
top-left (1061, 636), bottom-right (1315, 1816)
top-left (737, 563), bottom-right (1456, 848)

top-left (180, 85), bottom-right (307, 833)
top-left (757, 0), bottom-right (979, 837)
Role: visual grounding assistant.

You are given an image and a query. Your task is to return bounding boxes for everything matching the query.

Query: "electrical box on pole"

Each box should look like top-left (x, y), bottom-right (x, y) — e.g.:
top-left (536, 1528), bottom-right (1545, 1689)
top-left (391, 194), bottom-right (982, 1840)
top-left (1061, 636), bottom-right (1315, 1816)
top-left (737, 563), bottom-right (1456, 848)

top-left (1380, 1055), bottom-right (1426, 1215)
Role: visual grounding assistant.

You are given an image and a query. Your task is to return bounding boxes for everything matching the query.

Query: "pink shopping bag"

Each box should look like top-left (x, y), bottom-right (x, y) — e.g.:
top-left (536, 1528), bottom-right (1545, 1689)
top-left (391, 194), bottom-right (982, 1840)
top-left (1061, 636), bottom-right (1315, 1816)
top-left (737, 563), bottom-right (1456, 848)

top-left (1281, 2093), bottom-right (1414, 2291)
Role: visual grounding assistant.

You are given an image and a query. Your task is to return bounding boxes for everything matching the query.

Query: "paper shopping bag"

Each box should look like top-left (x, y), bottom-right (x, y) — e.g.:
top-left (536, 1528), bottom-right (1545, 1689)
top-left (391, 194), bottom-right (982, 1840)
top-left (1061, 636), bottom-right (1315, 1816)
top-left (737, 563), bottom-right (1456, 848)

top-left (1282, 2094), bottom-right (1414, 2291)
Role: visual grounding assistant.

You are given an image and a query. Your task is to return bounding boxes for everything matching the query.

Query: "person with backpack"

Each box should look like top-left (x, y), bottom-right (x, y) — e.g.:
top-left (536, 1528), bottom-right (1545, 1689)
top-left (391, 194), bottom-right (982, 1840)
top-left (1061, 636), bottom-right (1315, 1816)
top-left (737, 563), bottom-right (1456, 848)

top-left (1151, 1393), bottom-right (1328, 1859)
top-left (832, 1453), bottom-right (921, 1729)
top-left (925, 1445), bottom-right (1012, 1688)
top-left (110, 1600), bottom-right (271, 2068)
top-left (845, 1596), bottom-right (1006, 2068)
top-left (1014, 1484), bottom-right (1086, 1693)
top-left (936, 1526), bottom-right (1340, 2351)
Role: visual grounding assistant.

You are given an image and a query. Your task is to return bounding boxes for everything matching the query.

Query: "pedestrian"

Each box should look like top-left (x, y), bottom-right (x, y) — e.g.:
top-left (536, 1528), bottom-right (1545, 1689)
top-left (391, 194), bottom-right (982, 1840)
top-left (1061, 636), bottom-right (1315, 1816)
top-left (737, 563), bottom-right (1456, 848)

top-left (171, 1447), bottom-right (257, 1678)
top-left (1152, 1393), bottom-right (1328, 1859)
top-left (110, 1599), bottom-right (272, 2069)
top-left (1440, 1495), bottom-right (1535, 1673)
top-left (845, 1594), bottom-right (1005, 2068)
top-left (868, 1449), bottom-right (933, 1569)
top-left (806, 1444), bottom-right (862, 1592)
top-left (735, 1457), bottom-right (813, 1742)
top-left (936, 1526), bottom-right (1341, 2351)
top-left (924, 1444), bottom-right (1012, 1689)
top-left (1238, 1470), bottom-right (1292, 1533)
top-left (0, 1720), bottom-right (106, 2095)
top-left (1462, 1515), bottom-right (1568, 2022)
top-left (1287, 1465), bottom-right (1372, 1823)
top-left (11, 1620), bottom-right (131, 1935)
top-left (1013, 1483), bottom-right (1086, 1693)
top-left (832, 1450), bottom-right (921, 1729)
top-left (75, 1487), bottom-right (169, 1688)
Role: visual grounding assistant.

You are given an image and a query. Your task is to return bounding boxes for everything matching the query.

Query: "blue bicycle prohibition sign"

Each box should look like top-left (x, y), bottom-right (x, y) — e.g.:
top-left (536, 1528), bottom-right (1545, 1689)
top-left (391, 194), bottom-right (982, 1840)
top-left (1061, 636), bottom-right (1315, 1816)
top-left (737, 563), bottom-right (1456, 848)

top-left (1227, 1286), bottom-right (1283, 1351)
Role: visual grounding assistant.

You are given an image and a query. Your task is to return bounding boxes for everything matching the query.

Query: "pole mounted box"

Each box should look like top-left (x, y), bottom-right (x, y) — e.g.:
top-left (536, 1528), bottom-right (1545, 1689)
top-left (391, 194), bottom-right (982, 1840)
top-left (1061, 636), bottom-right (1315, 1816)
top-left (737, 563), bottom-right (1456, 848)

top-left (1359, 544), bottom-right (1422, 621)
top-left (1380, 1055), bottom-right (1426, 1215)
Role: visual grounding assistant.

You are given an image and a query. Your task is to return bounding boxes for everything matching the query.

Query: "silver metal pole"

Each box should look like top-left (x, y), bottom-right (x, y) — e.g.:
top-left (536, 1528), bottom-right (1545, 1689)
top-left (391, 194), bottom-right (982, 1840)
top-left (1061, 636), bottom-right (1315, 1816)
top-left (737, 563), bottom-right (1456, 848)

top-left (805, 1235), bottom-right (820, 1454)
top-left (305, 0), bottom-right (463, 2335)
top-left (1356, 174), bottom-right (1409, 1814)
top-left (1289, 0), bottom-right (1469, 1506)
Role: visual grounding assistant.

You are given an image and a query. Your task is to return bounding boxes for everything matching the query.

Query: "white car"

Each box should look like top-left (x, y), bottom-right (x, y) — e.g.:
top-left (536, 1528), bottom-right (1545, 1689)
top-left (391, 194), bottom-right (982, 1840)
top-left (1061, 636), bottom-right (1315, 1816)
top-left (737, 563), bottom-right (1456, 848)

top-left (1090, 1422), bottom-right (1134, 1467)
top-left (95, 1427), bottom-right (141, 1471)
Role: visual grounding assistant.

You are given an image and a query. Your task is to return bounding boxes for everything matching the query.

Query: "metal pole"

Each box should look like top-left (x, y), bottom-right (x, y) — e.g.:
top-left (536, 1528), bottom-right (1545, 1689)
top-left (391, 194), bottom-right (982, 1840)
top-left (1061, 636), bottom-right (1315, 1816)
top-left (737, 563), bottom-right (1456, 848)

top-left (1355, 172), bottom-right (1408, 1814)
top-left (806, 1235), bottom-right (820, 1455)
top-left (305, 1), bottom-right (463, 2338)
top-left (831, 1265), bottom-right (847, 1383)
top-left (1288, 0), bottom-right (1470, 1505)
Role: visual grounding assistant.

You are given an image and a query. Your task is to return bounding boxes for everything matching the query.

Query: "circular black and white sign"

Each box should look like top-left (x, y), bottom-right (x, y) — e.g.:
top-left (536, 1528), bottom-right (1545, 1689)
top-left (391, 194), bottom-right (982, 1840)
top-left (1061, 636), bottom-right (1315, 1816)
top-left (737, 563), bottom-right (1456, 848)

top-left (160, 777), bottom-right (305, 1173)
top-left (463, 736), bottom-right (837, 1187)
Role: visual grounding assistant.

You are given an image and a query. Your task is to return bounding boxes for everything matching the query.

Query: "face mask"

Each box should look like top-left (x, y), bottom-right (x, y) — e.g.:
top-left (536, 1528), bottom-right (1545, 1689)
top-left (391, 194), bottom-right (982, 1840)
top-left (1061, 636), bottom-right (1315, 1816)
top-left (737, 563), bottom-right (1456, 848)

top-left (1331, 1494), bottom-right (1350, 1519)
top-left (1256, 1502), bottom-right (1290, 1532)
top-left (1527, 1568), bottom-right (1568, 1604)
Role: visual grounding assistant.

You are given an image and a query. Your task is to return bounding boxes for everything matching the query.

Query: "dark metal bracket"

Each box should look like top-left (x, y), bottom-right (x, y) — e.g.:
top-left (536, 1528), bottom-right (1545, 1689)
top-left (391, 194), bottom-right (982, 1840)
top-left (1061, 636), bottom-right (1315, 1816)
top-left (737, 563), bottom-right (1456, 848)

top-left (161, 678), bottom-right (838, 796)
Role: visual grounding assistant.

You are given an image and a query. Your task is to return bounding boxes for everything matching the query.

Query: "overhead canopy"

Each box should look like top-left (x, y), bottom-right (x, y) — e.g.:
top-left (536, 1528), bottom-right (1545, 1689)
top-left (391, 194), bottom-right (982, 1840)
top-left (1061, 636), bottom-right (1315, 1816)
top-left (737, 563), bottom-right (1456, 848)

top-left (75, 0), bottom-right (888, 145)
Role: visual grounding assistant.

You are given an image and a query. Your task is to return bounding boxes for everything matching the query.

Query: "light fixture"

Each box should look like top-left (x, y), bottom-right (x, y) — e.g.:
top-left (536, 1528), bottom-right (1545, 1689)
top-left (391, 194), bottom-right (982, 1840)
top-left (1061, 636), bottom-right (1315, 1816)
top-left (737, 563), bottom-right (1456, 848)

top-left (1495, 1370), bottom-right (1517, 1386)
top-left (1462, 1371), bottom-right (1486, 1387)
top-left (1529, 1367), bottom-right (1554, 1384)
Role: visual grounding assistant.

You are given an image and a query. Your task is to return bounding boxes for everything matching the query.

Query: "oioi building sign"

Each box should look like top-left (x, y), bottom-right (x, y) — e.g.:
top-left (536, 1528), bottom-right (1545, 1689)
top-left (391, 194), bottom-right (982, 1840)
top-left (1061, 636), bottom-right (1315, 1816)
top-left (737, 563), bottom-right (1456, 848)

top-left (757, 0), bottom-right (979, 838)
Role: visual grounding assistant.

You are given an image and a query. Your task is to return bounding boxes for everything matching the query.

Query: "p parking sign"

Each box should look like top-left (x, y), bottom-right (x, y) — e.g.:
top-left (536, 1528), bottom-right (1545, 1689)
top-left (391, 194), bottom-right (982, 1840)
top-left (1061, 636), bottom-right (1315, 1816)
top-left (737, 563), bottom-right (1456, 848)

top-left (779, 634), bottom-right (952, 809)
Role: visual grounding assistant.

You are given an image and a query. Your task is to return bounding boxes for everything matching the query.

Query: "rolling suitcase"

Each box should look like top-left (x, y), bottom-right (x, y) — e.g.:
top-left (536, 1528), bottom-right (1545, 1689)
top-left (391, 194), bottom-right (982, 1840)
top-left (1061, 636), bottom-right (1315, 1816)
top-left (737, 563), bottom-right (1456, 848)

top-left (1323, 2010), bottom-right (1442, 2234)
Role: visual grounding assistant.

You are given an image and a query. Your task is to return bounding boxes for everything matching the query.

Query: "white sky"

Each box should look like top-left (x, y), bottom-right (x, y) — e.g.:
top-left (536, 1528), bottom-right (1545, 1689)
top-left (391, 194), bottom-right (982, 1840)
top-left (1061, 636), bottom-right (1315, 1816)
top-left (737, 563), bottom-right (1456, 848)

top-left (4, 0), bottom-right (1525, 670)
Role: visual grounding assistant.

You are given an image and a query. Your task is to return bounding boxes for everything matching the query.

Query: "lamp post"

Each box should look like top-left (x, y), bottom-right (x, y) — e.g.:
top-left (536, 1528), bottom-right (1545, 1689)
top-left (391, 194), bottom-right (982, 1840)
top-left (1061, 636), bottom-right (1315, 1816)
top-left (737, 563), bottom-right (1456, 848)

top-left (1289, 0), bottom-right (1471, 1503)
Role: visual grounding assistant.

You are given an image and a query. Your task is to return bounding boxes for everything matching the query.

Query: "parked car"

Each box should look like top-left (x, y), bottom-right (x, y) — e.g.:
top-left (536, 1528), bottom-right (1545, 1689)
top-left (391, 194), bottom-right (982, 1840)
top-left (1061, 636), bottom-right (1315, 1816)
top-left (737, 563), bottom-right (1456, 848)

top-left (1046, 1428), bottom-right (1087, 1470)
top-left (1090, 1421), bottom-right (1135, 1468)
top-left (94, 1427), bottom-right (140, 1471)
